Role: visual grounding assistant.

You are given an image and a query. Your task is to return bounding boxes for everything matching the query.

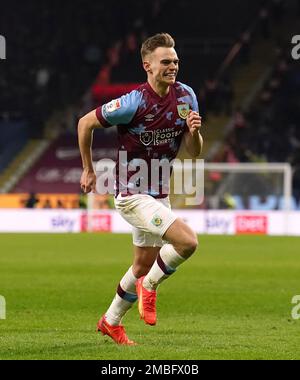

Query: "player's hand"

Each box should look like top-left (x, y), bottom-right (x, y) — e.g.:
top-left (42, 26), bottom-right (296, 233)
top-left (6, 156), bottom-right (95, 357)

top-left (186, 111), bottom-right (202, 134)
top-left (80, 168), bottom-right (96, 193)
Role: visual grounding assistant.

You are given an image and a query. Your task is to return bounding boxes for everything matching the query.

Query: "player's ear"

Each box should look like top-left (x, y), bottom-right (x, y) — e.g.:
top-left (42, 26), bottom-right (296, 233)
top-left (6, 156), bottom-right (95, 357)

top-left (143, 61), bottom-right (152, 73)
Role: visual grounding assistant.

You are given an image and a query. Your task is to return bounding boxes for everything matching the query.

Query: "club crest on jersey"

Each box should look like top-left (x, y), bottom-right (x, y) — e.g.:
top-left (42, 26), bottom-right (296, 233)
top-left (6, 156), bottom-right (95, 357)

top-left (106, 99), bottom-right (121, 113)
top-left (151, 215), bottom-right (163, 227)
top-left (177, 104), bottom-right (190, 119)
top-left (140, 131), bottom-right (154, 146)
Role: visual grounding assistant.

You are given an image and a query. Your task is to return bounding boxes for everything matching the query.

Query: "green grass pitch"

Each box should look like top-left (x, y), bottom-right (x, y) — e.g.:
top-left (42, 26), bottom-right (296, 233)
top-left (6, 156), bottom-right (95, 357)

top-left (0, 233), bottom-right (300, 360)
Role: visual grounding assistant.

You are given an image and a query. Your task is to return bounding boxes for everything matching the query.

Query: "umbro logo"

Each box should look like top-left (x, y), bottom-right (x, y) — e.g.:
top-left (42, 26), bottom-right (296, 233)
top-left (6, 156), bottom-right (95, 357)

top-left (145, 114), bottom-right (155, 121)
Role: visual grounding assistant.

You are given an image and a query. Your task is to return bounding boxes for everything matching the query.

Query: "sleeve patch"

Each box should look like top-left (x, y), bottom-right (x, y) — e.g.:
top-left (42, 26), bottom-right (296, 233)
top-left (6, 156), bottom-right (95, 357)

top-left (105, 99), bottom-right (121, 113)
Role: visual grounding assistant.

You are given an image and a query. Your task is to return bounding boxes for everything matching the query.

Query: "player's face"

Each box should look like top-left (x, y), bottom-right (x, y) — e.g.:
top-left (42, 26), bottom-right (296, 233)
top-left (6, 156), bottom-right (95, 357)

top-left (145, 47), bottom-right (179, 86)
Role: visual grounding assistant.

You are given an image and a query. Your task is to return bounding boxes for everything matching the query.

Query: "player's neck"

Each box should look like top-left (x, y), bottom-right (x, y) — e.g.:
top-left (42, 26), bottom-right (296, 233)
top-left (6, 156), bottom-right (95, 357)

top-left (147, 79), bottom-right (170, 98)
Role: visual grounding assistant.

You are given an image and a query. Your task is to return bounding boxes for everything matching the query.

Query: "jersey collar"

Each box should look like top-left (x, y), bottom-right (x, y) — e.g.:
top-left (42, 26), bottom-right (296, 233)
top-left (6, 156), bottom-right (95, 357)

top-left (145, 82), bottom-right (173, 103)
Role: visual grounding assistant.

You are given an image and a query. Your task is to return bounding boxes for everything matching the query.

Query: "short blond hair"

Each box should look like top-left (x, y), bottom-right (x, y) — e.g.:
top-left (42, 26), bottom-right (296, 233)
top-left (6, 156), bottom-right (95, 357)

top-left (141, 33), bottom-right (175, 60)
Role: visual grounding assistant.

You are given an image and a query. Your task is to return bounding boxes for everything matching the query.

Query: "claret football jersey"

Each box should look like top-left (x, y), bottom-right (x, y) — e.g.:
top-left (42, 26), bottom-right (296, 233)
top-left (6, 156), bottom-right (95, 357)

top-left (96, 81), bottom-right (199, 198)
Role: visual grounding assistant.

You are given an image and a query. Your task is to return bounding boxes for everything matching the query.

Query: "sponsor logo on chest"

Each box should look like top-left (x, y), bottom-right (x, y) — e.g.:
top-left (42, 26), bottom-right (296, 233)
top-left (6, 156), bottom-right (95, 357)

top-left (140, 131), bottom-right (154, 146)
top-left (140, 128), bottom-right (184, 146)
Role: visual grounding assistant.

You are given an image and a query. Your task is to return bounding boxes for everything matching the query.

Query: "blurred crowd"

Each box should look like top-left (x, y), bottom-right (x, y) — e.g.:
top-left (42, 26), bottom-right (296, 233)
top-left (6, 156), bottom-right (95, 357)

top-left (0, 1), bottom-right (158, 136)
top-left (217, 53), bottom-right (300, 201)
top-left (1, 0), bottom-right (298, 117)
top-left (0, 0), bottom-right (268, 131)
top-left (1, 0), bottom-right (300, 203)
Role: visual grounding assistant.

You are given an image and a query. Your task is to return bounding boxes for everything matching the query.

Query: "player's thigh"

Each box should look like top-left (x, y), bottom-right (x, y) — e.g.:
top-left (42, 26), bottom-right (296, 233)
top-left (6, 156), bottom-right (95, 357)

top-left (133, 245), bottom-right (160, 278)
top-left (115, 194), bottom-right (176, 237)
top-left (132, 226), bottom-right (165, 248)
top-left (163, 218), bottom-right (198, 256)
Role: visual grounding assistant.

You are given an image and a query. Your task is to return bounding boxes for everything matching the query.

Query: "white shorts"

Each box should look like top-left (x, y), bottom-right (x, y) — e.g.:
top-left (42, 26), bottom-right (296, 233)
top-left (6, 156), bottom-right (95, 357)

top-left (114, 193), bottom-right (177, 248)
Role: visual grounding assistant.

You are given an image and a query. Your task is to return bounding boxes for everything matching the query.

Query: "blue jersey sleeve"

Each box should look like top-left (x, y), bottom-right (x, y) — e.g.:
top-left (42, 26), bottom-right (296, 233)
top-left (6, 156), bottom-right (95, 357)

top-left (96, 90), bottom-right (142, 127)
top-left (177, 82), bottom-right (200, 113)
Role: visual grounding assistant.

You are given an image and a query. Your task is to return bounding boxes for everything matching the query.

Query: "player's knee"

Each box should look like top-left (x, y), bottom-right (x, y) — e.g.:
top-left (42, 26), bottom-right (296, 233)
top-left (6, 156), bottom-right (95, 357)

top-left (133, 263), bottom-right (151, 278)
top-left (182, 234), bottom-right (198, 257)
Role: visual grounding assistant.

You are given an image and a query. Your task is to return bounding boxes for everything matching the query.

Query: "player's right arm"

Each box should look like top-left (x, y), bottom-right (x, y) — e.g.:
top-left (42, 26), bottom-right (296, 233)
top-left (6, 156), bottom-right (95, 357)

top-left (78, 109), bottom-right (102, 193)
top-left (78, 90), bottom-right (142, 193)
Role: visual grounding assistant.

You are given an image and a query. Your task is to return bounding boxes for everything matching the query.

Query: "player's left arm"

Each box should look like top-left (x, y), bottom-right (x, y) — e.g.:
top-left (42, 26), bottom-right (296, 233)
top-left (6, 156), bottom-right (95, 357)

top-left (182, 86), bottom-right (203, 157)
top-left (184, 111), bottom-right (203, 157)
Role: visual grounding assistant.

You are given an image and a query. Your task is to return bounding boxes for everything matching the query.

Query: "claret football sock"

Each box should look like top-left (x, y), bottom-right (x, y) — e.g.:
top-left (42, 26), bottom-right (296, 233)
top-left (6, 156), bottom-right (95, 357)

top-left (143, 244), bottom-right (185, 291)
top-left (105, 266), bottom-right (138, 326)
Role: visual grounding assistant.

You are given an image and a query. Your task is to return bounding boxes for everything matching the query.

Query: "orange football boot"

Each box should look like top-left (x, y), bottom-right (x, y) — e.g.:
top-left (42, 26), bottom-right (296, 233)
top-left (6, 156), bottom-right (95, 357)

top-left (136, 276), bottom-right (157, 326)
top-left (97, 315), bottom-right (136, 346)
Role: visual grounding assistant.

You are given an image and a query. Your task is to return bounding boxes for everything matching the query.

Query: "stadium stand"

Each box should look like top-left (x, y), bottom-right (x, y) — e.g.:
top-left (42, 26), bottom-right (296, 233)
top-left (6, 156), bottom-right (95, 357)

top-left (0, 120), bottom-right (28, 172)
top-left (13, 129), bottom-right (117, 194)
top-left (0, 0), bottom-right (299, 205)
top-left (217, 56), bottom-right (300, 202)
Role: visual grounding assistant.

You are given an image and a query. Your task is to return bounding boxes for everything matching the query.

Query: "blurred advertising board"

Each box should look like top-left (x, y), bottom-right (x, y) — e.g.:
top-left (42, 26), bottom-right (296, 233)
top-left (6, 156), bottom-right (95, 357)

top-left (0, 210), bottom-right (299, 236)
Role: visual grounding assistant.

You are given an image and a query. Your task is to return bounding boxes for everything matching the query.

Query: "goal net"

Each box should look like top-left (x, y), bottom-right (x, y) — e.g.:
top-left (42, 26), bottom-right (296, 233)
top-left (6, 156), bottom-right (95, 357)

top-left (171, 162), bottom-right (292, 211)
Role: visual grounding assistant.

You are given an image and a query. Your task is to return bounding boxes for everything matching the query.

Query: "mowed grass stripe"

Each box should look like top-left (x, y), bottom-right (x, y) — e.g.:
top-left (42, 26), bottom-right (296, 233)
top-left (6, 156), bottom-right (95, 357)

top-left (0, 234), bottom-right (300, 359)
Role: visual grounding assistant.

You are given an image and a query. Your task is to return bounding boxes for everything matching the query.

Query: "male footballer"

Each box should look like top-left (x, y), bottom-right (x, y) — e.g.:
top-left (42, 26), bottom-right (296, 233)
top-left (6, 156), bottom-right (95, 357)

top-left (78, 33), bottom-right (203, 345)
